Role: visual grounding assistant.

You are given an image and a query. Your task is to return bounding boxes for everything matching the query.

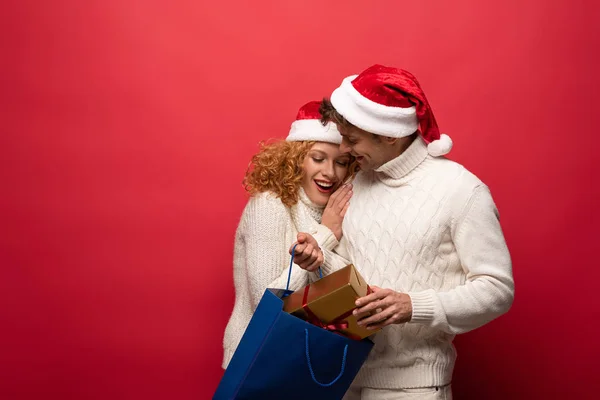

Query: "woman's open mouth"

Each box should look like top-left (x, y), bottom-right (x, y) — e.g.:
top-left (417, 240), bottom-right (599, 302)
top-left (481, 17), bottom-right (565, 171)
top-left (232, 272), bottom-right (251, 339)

top-left (314, 180), bottom-right (335, 194)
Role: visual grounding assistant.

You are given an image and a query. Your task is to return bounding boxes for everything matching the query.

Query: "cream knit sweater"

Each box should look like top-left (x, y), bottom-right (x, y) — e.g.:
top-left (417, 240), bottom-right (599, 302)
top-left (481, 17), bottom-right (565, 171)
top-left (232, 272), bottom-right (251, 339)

top-left (221, 189), bottom-right (337, 369)
top-left (319, 137), bottom-right (514, 389)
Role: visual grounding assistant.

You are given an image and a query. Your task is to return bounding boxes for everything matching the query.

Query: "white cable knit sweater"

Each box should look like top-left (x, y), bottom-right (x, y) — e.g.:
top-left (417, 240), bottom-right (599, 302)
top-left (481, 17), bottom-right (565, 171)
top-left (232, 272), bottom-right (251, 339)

top-left (319, 137), bottom-right (514, 389)
top-left (221, 188), bottom-right (337, 369)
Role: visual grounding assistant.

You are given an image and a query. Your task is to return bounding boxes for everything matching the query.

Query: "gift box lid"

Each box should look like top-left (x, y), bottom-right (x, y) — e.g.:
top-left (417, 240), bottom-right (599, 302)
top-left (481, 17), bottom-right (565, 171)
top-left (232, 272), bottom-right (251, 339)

top-left (283, 264), bottom-right (371, 324)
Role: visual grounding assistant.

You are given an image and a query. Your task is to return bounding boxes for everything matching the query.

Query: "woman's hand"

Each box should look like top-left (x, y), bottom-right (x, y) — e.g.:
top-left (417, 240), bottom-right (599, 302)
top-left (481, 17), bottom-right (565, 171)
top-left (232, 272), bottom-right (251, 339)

top-left (289, 233), bottom-right (323, 272)
top-left (321, 183), bottom-right (353, 241)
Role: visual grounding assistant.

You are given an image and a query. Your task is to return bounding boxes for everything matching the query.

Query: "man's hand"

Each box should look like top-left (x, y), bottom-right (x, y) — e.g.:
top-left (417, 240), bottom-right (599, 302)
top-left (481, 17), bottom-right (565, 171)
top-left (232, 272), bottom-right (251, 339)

top-left (321, 183), bottom-right (353, 241)
top-left (353, 286), bottom-right (413, 330)
top-left (289, 233), bottom-right (323, 272)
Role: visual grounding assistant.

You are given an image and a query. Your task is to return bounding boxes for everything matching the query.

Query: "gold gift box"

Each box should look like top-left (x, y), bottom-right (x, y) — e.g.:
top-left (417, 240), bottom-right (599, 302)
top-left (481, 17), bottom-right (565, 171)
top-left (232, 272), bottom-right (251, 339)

top-left (282, 264), bottom-right (380, 340)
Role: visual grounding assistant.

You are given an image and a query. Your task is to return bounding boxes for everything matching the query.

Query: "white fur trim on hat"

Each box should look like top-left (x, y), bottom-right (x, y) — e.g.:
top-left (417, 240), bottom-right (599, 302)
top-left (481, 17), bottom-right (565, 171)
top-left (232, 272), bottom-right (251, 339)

top-left (330, 75), bottom-right (418, 138)
top-left (427, 134), bottom-right (453, 157)
top-left (286, 119), bottom-right (342, 144)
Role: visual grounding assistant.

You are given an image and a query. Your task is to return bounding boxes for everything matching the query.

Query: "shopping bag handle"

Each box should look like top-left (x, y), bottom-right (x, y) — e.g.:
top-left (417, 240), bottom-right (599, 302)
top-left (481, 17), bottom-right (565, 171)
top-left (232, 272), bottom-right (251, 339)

top-left (285, 243), bottom-right (323, 293)
top-left (304, 328), bottom-right (348, 387)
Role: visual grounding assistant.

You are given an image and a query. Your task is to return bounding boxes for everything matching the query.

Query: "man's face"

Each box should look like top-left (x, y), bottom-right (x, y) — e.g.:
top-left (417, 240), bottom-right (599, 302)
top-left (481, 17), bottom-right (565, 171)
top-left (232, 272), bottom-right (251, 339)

top-left (338, 126), bottom-right (392, 171)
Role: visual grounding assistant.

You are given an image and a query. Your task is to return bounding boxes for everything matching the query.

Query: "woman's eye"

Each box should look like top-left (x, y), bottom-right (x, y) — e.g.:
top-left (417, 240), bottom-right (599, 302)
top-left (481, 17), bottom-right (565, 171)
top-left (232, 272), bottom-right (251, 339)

top-left (336, 161), bottom-right (349, 166)
top-left (312, 158), bottom-right (324, 163)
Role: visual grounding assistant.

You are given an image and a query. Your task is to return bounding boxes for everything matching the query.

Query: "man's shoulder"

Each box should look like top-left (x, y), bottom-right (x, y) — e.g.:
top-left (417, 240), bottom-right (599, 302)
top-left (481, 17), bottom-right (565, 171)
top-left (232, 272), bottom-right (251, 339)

top-left (427, 156), bottom-right (486, 192)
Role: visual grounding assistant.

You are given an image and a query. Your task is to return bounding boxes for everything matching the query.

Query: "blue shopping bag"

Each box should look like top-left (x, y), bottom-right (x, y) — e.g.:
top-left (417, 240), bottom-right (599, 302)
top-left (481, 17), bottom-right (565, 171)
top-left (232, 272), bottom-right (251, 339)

top-left (213, 247), bottom-right (374, 400)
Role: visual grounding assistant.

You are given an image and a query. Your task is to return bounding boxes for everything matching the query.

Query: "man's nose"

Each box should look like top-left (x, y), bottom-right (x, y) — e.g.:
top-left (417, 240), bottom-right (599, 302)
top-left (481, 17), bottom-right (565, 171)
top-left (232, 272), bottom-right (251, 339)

top-left (339, 141), bottom-right (352, 154)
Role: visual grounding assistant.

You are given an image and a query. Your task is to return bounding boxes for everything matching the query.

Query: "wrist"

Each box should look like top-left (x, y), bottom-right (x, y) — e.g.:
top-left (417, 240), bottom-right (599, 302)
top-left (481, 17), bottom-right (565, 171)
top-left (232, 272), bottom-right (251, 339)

top-left (312, 224), bottom-right (339, 251)
top-left (332, 228), bottom-right (342, 241)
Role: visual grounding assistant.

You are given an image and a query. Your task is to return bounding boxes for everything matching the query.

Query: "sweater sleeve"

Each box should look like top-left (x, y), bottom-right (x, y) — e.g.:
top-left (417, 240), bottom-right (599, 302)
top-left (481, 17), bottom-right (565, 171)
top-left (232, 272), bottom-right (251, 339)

top-left (240, 194), bottom-right (310, 310)
top-left (311, 223), bottom-right (339, 252)
top-left (408, 185), bottom-right (514, 334)
top-left (319, 235), bottom-right (353, 276)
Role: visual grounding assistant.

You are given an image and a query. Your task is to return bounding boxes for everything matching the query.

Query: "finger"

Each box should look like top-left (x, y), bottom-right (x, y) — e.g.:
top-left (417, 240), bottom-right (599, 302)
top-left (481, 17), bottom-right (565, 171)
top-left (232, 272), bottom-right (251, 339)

top-left (338, 195), bottom-right (352, 212)
top-left (353, 309), bottom-right (372, 320)
top-left (340, 201), bottom-right (350, 217)
top-left (296, 233), bottom-right (307, 243)
top-left (333, 185), bottom-right (351, 207)
top-left (328, 185), bottom-right (343, 204)
top-left (295, 246), bottom-right (312, 262)
top-left (298, 244), bottom-right (317, 263)
top-left (354, 306), bottom-right (382, 320)
top-left (306, 252), bottom-right (322, 272)
top-left (341, 187), bottom-right (353, 203)
top-left (357, 306), bottom-right (396, 327)
top-left (365, 309), bottom-right (403, 330)
top-left (326, 185), bottom-right (346, 210)
top-left (303, 235), bottom-right (319, 249)
top-left (356, 313), bottom-right (386, 328)
top-left (355, 289), bottom-right (388, 307)
top-left (291, 243), bottom-right (310, 264)
top-left (288, 242), bottom-right (299, 255)
top-left (327, 184), bottom-right (349, 210)
top-left (292, 242), bottom-right (308, 255)
top-left (354, 298), bottom-right (390, 315)
top-left (301, 249), bottom-right (319, 271)
top-left (303, 244), bottom-right (314, 256)
top-left (354, 292), bottom-right (395, 315)
top-left (293, 253), bottom-right (309, 265)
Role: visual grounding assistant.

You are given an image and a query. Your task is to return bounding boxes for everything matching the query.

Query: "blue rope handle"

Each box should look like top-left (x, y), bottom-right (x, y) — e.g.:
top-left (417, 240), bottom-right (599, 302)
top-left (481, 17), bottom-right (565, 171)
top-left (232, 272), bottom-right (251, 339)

top-left (285, 243), bottom-right (323, 293)
top-left (285, 243), bottom-right (298, 292)
top-left (304, 329), bottom-right (348, 387)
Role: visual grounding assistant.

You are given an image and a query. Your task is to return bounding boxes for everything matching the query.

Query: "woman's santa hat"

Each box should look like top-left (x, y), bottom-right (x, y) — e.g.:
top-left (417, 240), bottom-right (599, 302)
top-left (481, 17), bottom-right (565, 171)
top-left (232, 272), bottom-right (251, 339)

top-left (330, 64), bottom-right (453, 157)
top-left (286, 101), bottom-right (342, 144)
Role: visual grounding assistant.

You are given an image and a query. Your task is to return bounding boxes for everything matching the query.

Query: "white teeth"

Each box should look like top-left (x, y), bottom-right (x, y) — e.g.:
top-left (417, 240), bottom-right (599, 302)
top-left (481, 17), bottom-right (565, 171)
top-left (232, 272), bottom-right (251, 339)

top-left (315, 180), bottom-right (333, 188)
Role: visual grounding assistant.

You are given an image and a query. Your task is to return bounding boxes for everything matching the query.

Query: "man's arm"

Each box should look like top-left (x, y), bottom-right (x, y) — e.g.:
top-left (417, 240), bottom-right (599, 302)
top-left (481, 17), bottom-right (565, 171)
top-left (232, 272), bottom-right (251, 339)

top-left (353, 185), bottom-right (514, 334)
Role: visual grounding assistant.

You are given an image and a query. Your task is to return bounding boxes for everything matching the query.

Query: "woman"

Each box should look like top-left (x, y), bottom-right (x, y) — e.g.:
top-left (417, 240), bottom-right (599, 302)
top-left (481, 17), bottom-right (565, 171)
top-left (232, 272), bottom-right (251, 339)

top-left (221, 101), bottom-right (357, 368)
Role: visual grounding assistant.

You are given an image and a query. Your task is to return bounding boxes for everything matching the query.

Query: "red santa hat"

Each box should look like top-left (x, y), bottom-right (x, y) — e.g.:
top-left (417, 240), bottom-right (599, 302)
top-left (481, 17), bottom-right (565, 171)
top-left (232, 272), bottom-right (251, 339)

top-left (330, 64), bottom-right (453, 156)
top-left (286, 101), bottom-right (342, 144)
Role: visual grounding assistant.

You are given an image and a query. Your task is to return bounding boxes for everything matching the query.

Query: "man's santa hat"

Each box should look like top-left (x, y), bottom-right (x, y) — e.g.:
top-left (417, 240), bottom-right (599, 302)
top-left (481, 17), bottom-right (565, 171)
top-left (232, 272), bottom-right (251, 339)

top-left (286, 101), bottom-right (342, 144)
top-left (330, 64), bottom-right (452, 156)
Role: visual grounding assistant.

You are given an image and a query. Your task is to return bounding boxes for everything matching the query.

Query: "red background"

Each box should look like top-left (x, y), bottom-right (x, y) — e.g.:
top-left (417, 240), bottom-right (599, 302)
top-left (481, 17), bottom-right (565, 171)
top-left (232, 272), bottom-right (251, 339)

top-left (1, 1), bottom-right (598, 399)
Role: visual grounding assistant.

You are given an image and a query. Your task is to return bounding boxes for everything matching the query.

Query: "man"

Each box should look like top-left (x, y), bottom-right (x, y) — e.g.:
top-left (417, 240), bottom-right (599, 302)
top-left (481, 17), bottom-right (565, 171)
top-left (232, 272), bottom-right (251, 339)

top-left (290, 65), bottom-right (514, 400)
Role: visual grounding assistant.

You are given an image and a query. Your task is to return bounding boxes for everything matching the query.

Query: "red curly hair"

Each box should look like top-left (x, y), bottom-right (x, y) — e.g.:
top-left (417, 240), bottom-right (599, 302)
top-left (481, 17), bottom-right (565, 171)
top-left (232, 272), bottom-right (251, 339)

top-left (244, 140), bottom-right (357, 207)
